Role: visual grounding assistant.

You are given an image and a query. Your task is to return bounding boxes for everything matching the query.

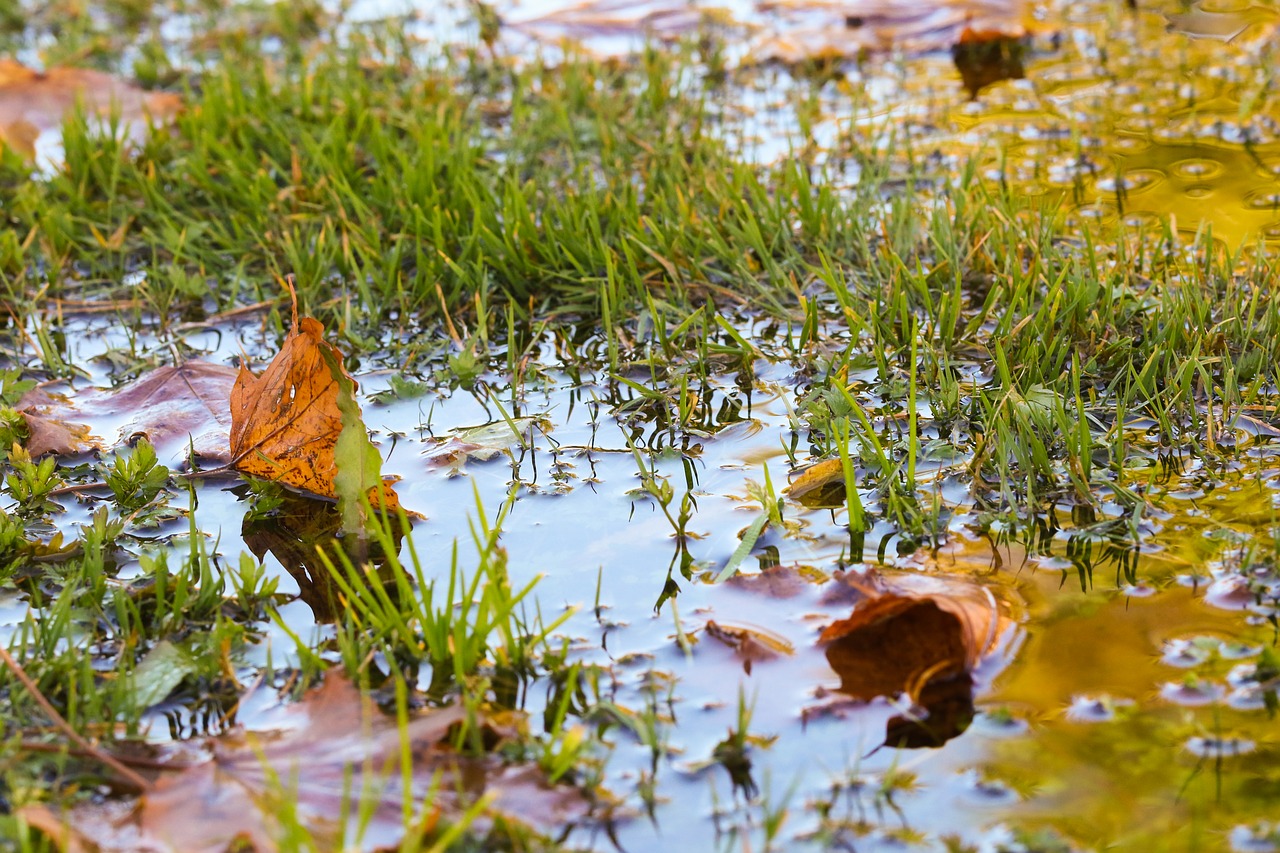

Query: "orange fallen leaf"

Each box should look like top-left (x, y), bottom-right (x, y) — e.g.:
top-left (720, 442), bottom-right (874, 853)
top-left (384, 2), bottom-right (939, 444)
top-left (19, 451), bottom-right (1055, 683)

top-left (0, 60), bottom-right (181, 159)
top-left (229, 284), bottom-right (398, 510)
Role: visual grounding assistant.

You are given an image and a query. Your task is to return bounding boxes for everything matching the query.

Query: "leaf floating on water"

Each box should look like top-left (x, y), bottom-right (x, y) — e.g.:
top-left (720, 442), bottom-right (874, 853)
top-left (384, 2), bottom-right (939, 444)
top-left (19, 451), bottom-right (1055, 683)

top-left (753, 0), bottom-right (1039, 91)
top-left (785, 458), bottom-right (847, 509)
top-left (26, 672), bottom-right (590, 852)
top-left (229, 280), bottom-right (399, 517)
top-left (0, 59), bottom-right (181, 160)
top-left (509, 0), bottom-right (718, 47)
top-left (131, 641), bottom-right (196, 710)
top-left (19, 361), bottom-right (238, 463)
top-left (817, 570), bottom-right (1016, 747)
top-left (703, 620), bottom-right (795, 674)
top-left (424, 418), bottom-right (541, 475)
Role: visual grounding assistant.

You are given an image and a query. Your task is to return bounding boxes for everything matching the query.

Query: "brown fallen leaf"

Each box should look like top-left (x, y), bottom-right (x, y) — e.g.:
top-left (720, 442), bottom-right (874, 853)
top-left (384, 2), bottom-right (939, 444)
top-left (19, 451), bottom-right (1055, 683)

top-left (818, 570), bottom-right (1014, 747)
top-left (26, 672), bottom-right (588, 852)
top-left (509, 0), bottom-right (718, 45)
top-left (19, 361), bottom-right (238, 462)
top-left (703, 619), bottom-right (795, 674)
top-left (229, 285), bottom-right (398, 510)
top-left (0, 59), bottom-right (181, 159)
top-left (753, 0), bottom-right (1039, 92)
top-left (785, 458), bottom-right (847, 509)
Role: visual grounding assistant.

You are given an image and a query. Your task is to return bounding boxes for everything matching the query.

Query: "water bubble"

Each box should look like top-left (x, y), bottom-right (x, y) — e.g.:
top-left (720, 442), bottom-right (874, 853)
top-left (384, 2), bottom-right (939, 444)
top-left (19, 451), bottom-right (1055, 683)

top-left (1245, 189), bottom-right (1280, 210)
top-left (1227, 685), bottom-right (1269, 711)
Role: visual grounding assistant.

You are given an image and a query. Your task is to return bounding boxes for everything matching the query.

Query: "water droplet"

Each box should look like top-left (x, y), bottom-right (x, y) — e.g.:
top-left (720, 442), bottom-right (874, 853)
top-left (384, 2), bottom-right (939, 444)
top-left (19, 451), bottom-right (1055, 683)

top-left (1065, 694), bottom-right (1132, 722)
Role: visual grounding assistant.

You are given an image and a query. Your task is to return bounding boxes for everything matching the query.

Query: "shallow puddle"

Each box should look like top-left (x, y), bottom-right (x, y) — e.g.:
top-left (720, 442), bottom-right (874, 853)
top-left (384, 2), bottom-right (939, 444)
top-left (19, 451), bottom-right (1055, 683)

top-left (14, 303), bottom-right (1280, 850)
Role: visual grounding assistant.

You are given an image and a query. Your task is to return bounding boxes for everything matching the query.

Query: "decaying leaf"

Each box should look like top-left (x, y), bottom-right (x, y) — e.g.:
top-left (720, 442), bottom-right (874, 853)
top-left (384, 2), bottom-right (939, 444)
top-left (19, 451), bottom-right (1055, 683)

top-left (753, 0), bottom-right (1038, 94)
top-left (509, 0), bottom-right (718, 46)
top-left (703, 620), bottom-right (795, 674)
top-left (229, 284), bottom-right (399, 518)
top-left (818, 570), bottom-right (1014, 747)
top-left (725, 562), bottom-right (827, 598)
top-left (27, 672), bottom-right (589, 852)
top-left (785, 458), bottom-right (847, 509)
top-left (19, 362), bottom-right (238, 463)
top-left (0, 60), bottom-right (181, 159)
top-left (424, 418), bottom-right (541, 476)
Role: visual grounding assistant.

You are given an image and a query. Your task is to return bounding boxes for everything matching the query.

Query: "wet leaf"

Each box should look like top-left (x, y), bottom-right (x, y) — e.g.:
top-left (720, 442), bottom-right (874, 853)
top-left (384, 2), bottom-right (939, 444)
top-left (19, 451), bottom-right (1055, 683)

top-left (818, 571), bottom-right (1014, 747)
top-left (19, 361), bottom-right (238, 463)
top-left (132, 641), bottom-right (195, 710)
top-left (785, 458), bottom-right (846, 509)
top-left (703, 620), bottom-right (794, 674)
top-left (753, 0), bottom-right (1036, 76)
top-left (29, 672), bottom-right (589, 852)
top-left (0, 60), bottom-right (181, 159)
top-left (229, 283), bottom-right (399, 516)
top-left (424, 418), bottom-right (540, 475)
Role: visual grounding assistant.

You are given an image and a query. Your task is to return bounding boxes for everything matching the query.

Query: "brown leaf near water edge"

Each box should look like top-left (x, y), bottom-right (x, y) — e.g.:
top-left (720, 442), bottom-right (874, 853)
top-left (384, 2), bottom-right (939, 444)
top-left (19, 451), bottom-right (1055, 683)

top-left (26, 672), bottom-right (590, 852)
top-left (229, 295), bottom-right (399, 510)
top-left (0, 60), bottom-right (181, 159)
top-left (19, 361), bottom-right (238, 463)
top-left (818, 570), bottom-right (1015, 747)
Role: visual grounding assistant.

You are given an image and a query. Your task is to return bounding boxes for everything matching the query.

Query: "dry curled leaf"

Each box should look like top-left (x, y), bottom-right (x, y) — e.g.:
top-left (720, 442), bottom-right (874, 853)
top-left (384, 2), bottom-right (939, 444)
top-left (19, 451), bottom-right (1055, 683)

top-left (19, 361), bottom-right (238, 463)
top-left (25, 672), bottom-right (589, 852)
top-left (229, 285), bottom-right (398, 512)
top-left (0, 59), bottom-right (181, 159)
